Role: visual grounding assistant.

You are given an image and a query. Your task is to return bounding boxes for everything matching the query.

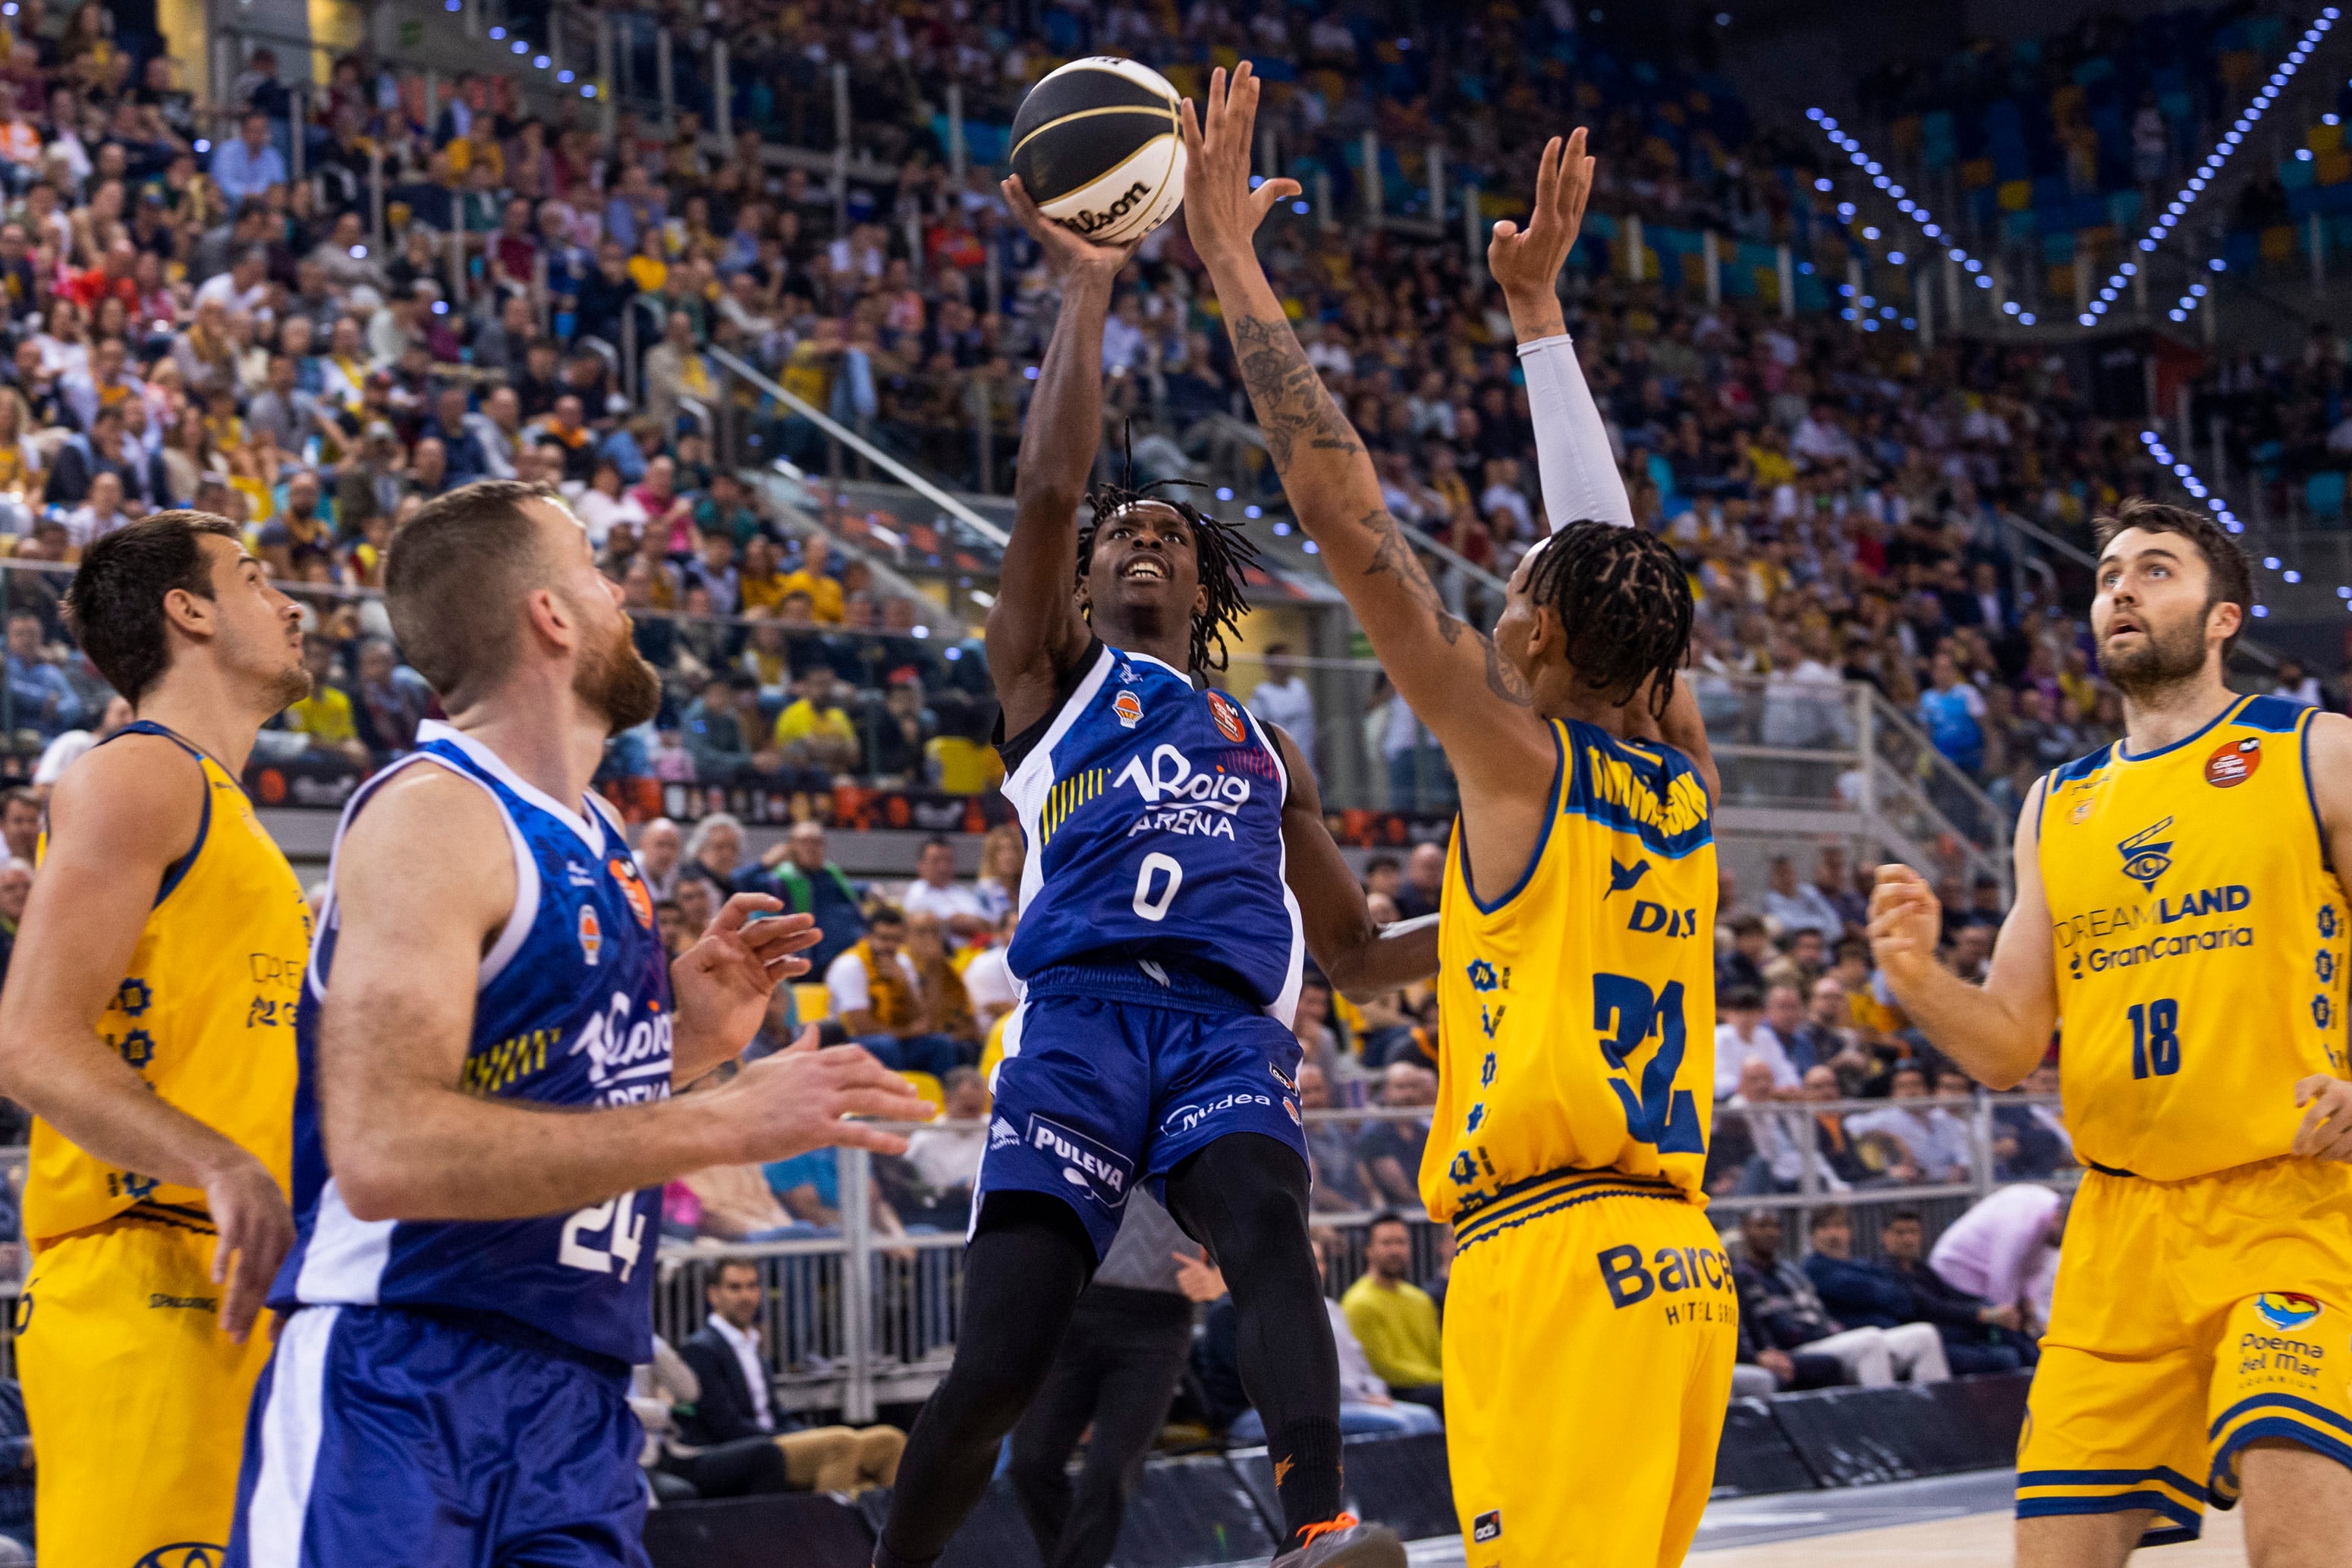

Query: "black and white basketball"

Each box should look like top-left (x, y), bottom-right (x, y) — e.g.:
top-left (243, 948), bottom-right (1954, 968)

top-left (1010, 57), bottom-right (1187, 247)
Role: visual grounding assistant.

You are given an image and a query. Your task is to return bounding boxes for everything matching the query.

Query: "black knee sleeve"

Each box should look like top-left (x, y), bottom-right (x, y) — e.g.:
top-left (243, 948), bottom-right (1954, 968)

top-left (1164, 1134), bottom-right (1343, 1543)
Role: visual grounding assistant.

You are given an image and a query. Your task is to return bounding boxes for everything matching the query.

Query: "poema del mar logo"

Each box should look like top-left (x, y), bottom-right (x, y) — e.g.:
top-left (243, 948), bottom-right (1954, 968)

top-left (2256, 1292), bottom-right (2323, 1331)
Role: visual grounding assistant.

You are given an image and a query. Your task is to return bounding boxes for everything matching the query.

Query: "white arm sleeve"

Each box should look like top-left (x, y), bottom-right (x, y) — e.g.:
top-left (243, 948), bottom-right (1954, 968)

top-left (1517, 332), bottom-right (1636, 531)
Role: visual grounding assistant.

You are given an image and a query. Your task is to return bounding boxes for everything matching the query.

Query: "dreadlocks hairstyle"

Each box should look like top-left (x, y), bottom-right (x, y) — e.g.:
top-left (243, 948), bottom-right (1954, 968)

top-left (1523, 520), bottom-right (1695, 719)
top-left (1074, 426), bottom-right (1260, 673)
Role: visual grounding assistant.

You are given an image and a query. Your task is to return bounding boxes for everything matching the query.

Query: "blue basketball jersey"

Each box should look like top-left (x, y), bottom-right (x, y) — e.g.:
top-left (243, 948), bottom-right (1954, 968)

top-left (1001, 640), bottom-right (1304, 1022)
top-left (272, 721), bottom-right (672, 1365)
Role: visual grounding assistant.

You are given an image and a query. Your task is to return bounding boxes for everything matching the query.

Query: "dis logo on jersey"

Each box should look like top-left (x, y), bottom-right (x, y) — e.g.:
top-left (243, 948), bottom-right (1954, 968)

top-left (2116, 817), bottom-right (2175, 892)
top-left (608, 859), bottom-right (655, 929)
top-left (2257, 1293), bottom-right (2324, 1331)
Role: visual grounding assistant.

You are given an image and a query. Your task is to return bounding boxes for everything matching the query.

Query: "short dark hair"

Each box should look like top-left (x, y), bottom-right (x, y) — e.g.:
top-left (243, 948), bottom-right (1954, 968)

top-left (64, 511), bottom-right (240, 704)
top-left (1807, 1205), bottom-right (1850, 1234)
top-left (385, 479), bottom-right (561, 706)
top-left (2093, 498), bottom-right (2253, 660)
top-left (1722, 985), bottom-right (1764, 1010)
top-left (1366, 854), bottom-right (1400, 875)
top-left (920, 834), bottom-right (954, 854)
top-left (867, 903), bottom-right (907, 929)
top-left (1885, 1208), bottom-right (1924, 1227)
top-left (1366, 1210), bottom-right (1412, 1238)
top-left (709, 1258), bottom-right (759, 1288)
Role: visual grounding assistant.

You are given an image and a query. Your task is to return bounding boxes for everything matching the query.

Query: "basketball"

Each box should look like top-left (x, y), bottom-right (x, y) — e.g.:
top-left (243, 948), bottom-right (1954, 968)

top-left (1009, 56), bottom-right (1187, 247)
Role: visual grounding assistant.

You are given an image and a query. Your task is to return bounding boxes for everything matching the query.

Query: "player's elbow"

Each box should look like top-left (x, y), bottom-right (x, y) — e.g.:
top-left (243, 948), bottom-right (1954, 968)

top-left (322, 1116), bottom-right (424, 1221)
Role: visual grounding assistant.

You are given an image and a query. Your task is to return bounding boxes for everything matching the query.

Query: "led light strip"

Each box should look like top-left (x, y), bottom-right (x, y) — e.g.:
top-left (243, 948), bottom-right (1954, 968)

top-left (2082, 7), bottom-right (2340, 325)
top-left (2135, 429), bottom-right (2352, 615)
top-left (1806, 109), bottom-right (2036, 325)
top-left (440, 5), bottom-right (597, 94)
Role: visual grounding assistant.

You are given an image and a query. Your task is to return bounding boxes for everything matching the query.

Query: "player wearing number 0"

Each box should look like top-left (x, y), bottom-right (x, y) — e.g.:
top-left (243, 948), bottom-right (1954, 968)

top-left (1870, 498), bottom-right (2352, 1566)
top-left (869, 158), bottom-right (1435, 1568)
top-left (1189, 80), bottom-right (1733, 1568)
top-left (225, 481), bottom-right (929, 1567)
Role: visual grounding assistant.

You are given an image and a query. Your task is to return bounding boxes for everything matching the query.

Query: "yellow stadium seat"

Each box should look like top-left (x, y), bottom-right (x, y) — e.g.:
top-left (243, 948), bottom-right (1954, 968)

top-left (899, 1071), bottom-right (945, 1112)
top-left (794, 982), bottom-right (832, 1023)
top-left (2320, 149), bottom-right (2352, 187)
top-left (2311, 123), bottom-right (2345, 155)
top-left (1998, 180), bottom-right (2032, 212)
top-left (2262, 223), bottom-right (2297, 262)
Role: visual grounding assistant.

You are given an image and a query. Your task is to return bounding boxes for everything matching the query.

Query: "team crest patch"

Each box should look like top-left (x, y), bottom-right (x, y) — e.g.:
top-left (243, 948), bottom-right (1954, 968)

top-left (1113, 690), bottom-right (1144, 729)
top-left (2116, 818), bottom-right (2175, 892)
top-left (2206, 737), bottom-right (2262, 788)
top-left (2257, 1293), bottom-right (2323, 1330)
top-left (609, 858), bottom-right (655, 928)
top-left (579, 903), bottom-right (603, 966)
top-left (1473, 1510), bottom-right (1502, 1544)
top-left (1205, 689), bottom-right (1249, 744)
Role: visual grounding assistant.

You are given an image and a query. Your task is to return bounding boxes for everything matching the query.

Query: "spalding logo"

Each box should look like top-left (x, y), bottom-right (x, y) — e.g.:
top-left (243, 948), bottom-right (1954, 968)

top-left (1062, 180), bottom-right (1152, 236)
top-left (135, 1547), bottom-right (227, 1568)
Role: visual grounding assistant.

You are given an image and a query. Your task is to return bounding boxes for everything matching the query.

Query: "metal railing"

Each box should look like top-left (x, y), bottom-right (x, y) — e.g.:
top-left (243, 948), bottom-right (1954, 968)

top-left (649, 1095), bottom-right (2078, 1419)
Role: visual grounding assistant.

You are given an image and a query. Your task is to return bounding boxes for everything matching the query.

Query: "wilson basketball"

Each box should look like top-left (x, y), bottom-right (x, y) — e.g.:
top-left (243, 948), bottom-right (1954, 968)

top-left (1009, 57), bottom-right (1188, 247)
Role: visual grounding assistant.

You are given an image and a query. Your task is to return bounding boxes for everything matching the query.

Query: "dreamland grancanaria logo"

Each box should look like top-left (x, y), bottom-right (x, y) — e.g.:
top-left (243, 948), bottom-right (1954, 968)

top-left (2256, 1293), bottom-right (2324, 1331)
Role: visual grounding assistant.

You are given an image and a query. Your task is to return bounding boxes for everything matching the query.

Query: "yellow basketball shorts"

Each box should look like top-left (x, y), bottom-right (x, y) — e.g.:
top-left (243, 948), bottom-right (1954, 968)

top-left (2017, 1158), bottom-right (2352, 1546)
top-left (1443, 1171), bottom-right (1736, 1568)
top-left (17, 1208), bottom-right (272, 1565)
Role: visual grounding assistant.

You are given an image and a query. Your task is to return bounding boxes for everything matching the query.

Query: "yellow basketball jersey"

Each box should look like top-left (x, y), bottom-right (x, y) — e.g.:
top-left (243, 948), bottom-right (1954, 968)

top-left (26, 724), bottom-right (311, 1246)
top-left (1423, 720), bottom-right (1718, 1222)
top-left (2039, 694), bottom-right (2349, 1181)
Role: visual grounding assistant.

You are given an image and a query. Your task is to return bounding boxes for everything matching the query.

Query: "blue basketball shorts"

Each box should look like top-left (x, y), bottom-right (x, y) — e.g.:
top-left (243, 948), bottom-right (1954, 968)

top-left (977, 960), bottom-right (1310, 1258)
top-left (227, 1304), bottom-right (648, 1568)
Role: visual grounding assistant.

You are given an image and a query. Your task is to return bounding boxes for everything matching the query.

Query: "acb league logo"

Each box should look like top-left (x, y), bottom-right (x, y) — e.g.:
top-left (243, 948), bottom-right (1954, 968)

top-left (2256, 1293), bottom-right (2323, 1331)
top-left (1203, 689), bottom-right (1249, 745)
top-left (2205, 737), bottom-right (2262, 788)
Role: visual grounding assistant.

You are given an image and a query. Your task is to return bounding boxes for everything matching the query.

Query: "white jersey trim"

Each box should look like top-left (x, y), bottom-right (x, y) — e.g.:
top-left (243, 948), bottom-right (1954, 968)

top-left (293, 1177), bottom-right (393, 1305)
top-left (414, 718), bottom-right (608, 856)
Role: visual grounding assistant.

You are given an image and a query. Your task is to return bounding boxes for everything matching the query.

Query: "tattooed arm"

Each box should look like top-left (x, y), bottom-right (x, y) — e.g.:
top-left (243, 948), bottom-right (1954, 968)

top-left (983, 176), bottom-right (1135, 737)
top-left (1178, 65), bottom-right (1554, 818)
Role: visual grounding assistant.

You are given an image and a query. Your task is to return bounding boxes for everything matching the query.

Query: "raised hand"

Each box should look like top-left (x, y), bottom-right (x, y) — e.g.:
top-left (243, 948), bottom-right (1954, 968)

top-left (1177, 61), bottom-right (1302, 265)
top-left (670, 894), bottom-right (825, 1069)
top-left (1867, 864), bottom-right (1945, 988)
top-left (1001, 172), bottom-right (1140, 283)
top-left (1489, 129), bottom-right (1596, 335)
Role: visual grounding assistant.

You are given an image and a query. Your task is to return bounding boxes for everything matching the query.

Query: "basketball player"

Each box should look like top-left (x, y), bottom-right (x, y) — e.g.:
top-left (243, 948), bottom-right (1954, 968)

top-left (225, 480), bottom-right (931, 1564)
top-left (0, 511), bottom-right (311, 1564)
top-left (1871, 498), bottom-right (2352, 1563)
top-left (1187, 71), bottom-right (1733, 1566)
top-left (868, 174), bottom-right (1436, 1568)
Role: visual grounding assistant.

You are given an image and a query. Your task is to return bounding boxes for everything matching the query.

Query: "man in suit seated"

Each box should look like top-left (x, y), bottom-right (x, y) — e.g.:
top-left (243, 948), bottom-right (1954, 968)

top-left (676, 1258), bottom-right (907, 1494)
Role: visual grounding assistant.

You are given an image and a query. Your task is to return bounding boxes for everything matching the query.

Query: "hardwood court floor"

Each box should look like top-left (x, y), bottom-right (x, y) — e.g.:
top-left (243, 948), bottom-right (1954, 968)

top-left (1397, 1471), bottom-right (2252, 1567)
